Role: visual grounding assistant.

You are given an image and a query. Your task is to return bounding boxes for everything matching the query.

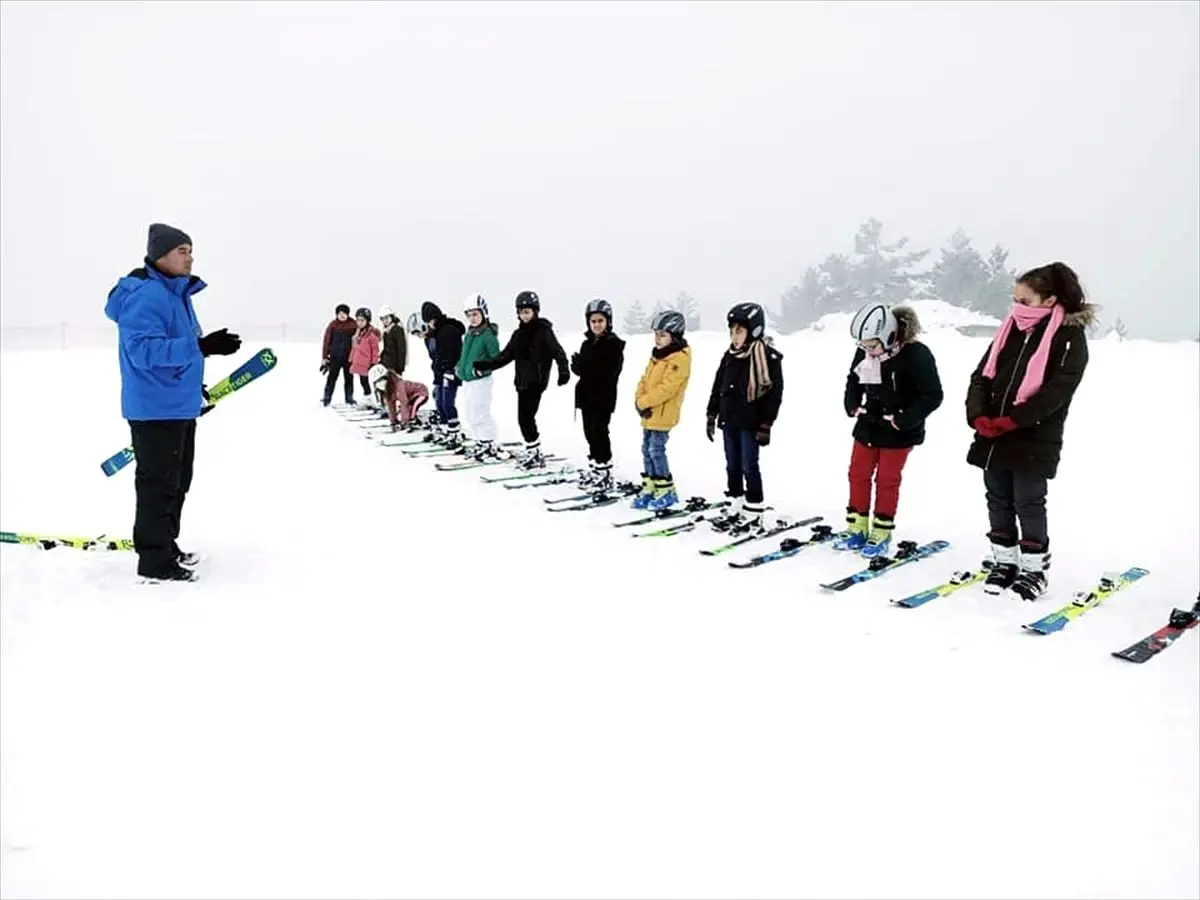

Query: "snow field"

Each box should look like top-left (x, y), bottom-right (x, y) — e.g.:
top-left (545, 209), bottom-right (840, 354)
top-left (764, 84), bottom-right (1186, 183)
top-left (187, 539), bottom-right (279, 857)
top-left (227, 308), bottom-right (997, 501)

top-left (0, 316), bottom-right (1197, 900)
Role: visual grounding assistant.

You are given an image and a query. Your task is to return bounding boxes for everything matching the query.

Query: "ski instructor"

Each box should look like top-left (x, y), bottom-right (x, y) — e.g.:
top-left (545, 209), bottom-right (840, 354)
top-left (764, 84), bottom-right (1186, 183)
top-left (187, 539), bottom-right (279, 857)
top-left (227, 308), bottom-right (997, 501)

top-left (104, 223), bottom-right (242, 583)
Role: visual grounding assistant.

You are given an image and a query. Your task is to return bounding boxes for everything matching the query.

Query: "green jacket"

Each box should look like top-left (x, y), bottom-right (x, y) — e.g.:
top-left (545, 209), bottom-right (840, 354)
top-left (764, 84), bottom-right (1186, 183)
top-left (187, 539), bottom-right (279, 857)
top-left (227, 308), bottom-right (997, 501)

top-left (457, 323), bottom-right (501, 382)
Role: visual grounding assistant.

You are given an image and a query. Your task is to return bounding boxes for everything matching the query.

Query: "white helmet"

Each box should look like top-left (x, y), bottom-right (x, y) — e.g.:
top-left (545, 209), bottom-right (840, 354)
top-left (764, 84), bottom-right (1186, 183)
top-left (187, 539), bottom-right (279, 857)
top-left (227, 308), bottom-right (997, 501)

top-left (464, 293), bottom-right (489, 318)
top-left (368, 363), bottom-right (389, 388)
top-left (377, 304), bottom-right (396, 322)
top-left (850, 302), bottom-right (899, 348)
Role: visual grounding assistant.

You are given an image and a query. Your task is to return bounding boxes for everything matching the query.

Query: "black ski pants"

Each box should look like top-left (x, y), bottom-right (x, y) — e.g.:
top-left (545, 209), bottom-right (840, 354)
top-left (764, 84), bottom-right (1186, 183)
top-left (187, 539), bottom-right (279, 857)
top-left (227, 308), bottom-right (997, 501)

top-left (517, 388), bottom-right (543, 444)
top-left (130, 419), bottom-right (196, 576)
top-left (984, 468), bottom-right (1049, 547)
top-left (323, 359), bottom-right (353, 404)
top-left (580, 407), bottom-right (613, 464)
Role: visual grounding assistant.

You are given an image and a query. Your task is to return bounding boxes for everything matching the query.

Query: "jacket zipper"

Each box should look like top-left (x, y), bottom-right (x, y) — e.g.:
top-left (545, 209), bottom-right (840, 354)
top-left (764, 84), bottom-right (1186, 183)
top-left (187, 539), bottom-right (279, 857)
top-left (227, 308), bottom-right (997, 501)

top-left (984, 330), bottom-right (1031, 470)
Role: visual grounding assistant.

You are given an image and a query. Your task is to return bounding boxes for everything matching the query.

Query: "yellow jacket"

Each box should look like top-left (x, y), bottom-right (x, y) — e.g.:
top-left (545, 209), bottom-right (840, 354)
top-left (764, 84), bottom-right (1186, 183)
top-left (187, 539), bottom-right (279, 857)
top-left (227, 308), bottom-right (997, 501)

top-left (635, 344), bottom-right (692, 431)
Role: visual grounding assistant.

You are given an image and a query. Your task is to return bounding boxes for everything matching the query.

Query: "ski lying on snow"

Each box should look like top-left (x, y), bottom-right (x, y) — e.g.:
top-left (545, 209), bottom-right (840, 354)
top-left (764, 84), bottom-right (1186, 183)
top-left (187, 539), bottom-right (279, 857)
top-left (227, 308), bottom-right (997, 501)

top-left (1111, 602), bottom-right (1200, 663)
top-left (819, 540), bottom-right (950, 592)
top-left (727, 525), bottom-right (841, 569)
top-left (633, 504), bottom-right (737, 537)
top-left (544, 483), bottom-right (644, 512)
top-left (1022, 566), bottom-right (1150, 635)
top-left (610, 498), bottom-right (727, 528)
top-left (890, 562), bottom-right (994, 608)
top-left (0, 530), bottom-right (134, 551)
top-left (698, 515), bottom-right (823, 556)
top-left (476, 463), bottom-right (571, 482)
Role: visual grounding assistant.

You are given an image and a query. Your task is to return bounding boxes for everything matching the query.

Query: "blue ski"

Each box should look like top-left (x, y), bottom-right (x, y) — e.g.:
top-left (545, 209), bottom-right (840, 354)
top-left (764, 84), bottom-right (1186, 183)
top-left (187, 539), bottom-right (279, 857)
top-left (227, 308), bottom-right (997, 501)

top-left (819, 540), bottom-right (951, 592)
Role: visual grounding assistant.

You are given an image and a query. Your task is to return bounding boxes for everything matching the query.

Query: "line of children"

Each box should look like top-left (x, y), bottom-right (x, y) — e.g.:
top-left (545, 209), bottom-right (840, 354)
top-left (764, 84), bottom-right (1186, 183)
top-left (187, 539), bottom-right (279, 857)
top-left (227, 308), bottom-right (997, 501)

top-left (571, 299), bottom-right (626, 493)
top-left (320, 303), bottom-right (359, 406)
top-left (965, 261), bottom-right (1092, 601)
top-left (456, 294), bottom-right (502, 461)
top-left (473, 291), bottom-right (570, 469)
top-left (836, 303), bottom-right (944, 558)
top-left (705, 302), bottom-right (784, 529)
top-left (348, 307), bottom-right (381, 402)
top-left (631, 310), bottom-right (693, 511)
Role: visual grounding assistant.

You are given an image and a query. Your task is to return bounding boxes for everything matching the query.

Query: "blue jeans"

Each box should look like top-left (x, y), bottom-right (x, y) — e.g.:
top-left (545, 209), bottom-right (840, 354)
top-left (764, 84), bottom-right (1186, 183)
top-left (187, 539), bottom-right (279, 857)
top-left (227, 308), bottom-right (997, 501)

top-left (641, 429), bottom-right (671, 479)
top-left (724, 426), bottom-right (763, 503)
top-left (436, 379), bottom-right (459, 426)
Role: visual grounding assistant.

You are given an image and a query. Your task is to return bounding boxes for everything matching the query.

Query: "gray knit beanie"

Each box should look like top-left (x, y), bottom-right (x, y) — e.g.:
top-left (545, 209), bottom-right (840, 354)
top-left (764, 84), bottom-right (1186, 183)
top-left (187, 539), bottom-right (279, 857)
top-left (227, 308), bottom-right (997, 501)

top-left (147, 223), bottom-right (192, 261)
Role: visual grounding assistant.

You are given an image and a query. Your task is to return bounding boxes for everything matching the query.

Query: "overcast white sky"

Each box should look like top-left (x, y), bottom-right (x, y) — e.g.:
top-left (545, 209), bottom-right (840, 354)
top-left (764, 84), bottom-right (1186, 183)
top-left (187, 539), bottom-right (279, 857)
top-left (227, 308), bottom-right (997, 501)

top-left (1, 0), bottom-right (1196, 338)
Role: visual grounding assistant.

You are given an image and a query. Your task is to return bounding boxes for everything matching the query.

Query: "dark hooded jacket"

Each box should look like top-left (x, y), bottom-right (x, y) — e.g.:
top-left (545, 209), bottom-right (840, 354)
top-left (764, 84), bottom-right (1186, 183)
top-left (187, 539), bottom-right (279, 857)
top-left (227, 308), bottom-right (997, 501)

top-left (965, 306), bottom-right (1094, 479)
top-left (420, 302), bottom-right (465, 382)
top-left (707, 338), bottom-right (785, 431)
top-left (843, 306), bottom-right (944, 450)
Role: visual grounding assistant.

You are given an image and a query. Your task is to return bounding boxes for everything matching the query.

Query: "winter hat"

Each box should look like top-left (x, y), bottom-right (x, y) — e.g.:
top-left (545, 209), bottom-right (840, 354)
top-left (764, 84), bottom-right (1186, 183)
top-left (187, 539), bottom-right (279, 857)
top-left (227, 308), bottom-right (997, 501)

top-left (421, 302), bottom-right (444, 324)
top-left (335, 303), bottom-right (351, 316)
top-left (355, 307), bottom-right (372, 322)
top-left (147, 223), bottom-right (192, 261)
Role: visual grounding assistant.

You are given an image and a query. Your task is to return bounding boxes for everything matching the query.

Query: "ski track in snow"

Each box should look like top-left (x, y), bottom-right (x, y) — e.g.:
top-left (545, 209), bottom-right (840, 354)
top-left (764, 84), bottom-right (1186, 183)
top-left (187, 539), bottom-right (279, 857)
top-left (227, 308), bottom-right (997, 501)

top-left (2, 319), bottom-right (1198, 900)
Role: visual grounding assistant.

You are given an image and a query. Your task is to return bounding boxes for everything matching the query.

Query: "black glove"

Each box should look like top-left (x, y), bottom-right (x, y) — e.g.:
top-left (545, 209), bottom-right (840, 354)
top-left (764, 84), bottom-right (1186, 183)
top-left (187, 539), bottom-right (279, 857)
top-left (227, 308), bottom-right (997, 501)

top-left (638, 407), bottom-right (653, 419)
top-left (706, 416), bottom-right (716, 442)
top-left (755, 423), bottom-right (772, 447)
top-left (557, 368), bottom-right (570, 387)
top-left (202, 384), bottom-right (211, 403)
top-left (570, 353), bottom-right (581, 376)
top-left (199, 328), bottom-right (242, 357)
top-left (320, 360), bottom-right (330, 374)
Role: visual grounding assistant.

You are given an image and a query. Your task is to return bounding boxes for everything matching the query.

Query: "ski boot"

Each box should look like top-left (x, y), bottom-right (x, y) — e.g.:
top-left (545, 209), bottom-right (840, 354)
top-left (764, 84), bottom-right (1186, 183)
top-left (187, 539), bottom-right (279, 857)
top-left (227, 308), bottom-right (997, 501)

top-left (645, 478), bottom-right (679, 512)
top-left (140, 564), bottom-right (199, 584)
top-left (630, 474), bottom-right (655, 510)
top-left (709, 495), bottom-right (745, 532)
top-left (468, 440), bottom-right (496, 462)
top-left (982, 533), bottom-right (1019, 595)
top-left (861, 515), bottom-right (895, 559)
top-left (590, 462), bottom-right (614, 495)
top-left (515, 442), bottom-right (546, 471)
top-left (176, 549), bottom-right (201, 568)
top-left (576, 459), bottom-right (598, 490)
top-left (1169, 600), bottom-right (1200, 630)
top-left (832, 510), bottom-right (869, 551)
top-left (729, 501), bottom-right (768, 535)
top-left (1008, 539), bottom-right (1050, 602)
top-left (441, 426), bottom-right (464, 450)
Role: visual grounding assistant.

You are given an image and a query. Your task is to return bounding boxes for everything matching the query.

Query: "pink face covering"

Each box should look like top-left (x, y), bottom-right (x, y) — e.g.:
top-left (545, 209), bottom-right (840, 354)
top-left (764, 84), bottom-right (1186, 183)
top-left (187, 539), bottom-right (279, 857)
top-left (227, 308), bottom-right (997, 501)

top-left (981, 302), bottom-right (1066, 406)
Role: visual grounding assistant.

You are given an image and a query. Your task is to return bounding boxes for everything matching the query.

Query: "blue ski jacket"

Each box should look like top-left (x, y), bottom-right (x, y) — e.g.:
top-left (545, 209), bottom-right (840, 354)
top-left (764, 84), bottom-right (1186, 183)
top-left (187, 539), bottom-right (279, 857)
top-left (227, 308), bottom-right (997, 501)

top-left (104, 262), bottom-right (207, 421)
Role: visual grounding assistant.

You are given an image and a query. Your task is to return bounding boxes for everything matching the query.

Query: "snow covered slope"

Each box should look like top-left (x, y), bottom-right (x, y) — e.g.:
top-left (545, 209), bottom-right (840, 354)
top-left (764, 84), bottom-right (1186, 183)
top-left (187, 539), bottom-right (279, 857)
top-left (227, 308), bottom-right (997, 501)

top-left (810, 298), bottom-right (1003, 334)
top-left (1, 326), bottom-right (1197, 900)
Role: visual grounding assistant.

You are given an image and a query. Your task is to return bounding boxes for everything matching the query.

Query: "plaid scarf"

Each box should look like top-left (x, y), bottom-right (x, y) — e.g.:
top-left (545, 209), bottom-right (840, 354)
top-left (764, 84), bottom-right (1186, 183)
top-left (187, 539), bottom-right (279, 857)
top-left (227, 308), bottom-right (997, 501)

top-left (730, 339), bottom-right (773, 402)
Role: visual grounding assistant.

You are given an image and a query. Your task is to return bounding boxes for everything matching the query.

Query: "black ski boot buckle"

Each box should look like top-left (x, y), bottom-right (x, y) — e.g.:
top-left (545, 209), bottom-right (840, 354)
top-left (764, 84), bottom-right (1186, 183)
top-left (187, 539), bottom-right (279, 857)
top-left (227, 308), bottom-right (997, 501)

top-left (811, 525), bottom-right (833, 540)
top-left (780, 537), bottom-right (802, 552)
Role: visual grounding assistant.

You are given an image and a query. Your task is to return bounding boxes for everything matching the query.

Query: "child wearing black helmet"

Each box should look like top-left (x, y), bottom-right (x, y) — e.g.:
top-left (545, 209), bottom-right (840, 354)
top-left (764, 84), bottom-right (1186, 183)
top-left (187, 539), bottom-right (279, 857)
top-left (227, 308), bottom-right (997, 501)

top-left (631, 309), bottom-right (692, 510)
top-left (320, 303), bottom-right (357, 407)
top-left (349, 307), bottom-right (381, 404)
top-left (705, 302), bottom-right (784, 529)
top-left (473, 290), bottom-right (570, 469)
top-left (420, 301), bottom-right (466, 447)
top-left (836, 302), bottom-right (943, 559)
top-left (570, 299), bottom-right (626, 491)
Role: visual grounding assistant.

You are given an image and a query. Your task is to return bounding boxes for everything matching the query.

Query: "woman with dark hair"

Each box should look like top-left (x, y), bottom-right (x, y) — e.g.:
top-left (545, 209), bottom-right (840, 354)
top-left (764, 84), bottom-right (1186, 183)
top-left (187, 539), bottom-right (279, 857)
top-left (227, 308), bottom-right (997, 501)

top-left (965, 261), bottom-right (1096, 602)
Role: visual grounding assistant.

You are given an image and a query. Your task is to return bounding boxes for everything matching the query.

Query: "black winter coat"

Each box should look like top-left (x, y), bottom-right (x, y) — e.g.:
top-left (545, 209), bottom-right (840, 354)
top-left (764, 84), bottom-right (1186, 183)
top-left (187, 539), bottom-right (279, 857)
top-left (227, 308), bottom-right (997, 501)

top-left (477, 317), bottom-right (569, 392)
top-left (428, 316), bottom-right (465, 381)
top-left (844, 341), bottom-right (944, 449)
top-left (965, 310), bottom-right (1091, 479)
top-left (706, 342), bottom-right (785, 431)
top-left (379, 323), bottom-right (407, 375)
top-left (571, 331), bottom-right (625, 415)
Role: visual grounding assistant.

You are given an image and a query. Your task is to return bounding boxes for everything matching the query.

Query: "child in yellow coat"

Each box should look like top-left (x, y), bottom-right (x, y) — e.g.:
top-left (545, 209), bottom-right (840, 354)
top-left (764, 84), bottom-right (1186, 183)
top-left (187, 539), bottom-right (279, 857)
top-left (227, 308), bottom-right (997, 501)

top-left (632, 310), bottom-right (693, 510)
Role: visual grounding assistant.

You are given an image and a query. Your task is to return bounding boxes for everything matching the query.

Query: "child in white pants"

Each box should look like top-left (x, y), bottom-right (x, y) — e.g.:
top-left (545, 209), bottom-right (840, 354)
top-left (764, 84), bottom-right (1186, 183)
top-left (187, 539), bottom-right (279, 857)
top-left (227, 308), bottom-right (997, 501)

top-left (456, 294), bottom-right (502, 461)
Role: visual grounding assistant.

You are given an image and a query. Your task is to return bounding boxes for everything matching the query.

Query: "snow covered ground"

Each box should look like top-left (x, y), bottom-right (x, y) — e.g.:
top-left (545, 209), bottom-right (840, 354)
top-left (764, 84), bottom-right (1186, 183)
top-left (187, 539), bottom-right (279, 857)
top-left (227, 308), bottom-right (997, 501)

top-left (1, 320), bottom-right (1197, 900)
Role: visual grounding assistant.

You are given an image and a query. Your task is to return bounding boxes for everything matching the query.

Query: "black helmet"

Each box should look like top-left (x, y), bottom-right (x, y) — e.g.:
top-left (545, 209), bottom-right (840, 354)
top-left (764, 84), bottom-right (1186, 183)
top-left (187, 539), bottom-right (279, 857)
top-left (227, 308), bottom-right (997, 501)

top-left (585, 298), bottom-right (613, 326)
top-left (355, 307), bottom-right (371, 322)
top-left (335, 303), bottom-right (351, 316)
top-left (515, 290), bottom-right (540, 312)
top-left (727, 302), bottom-right (765, 340)
top-left (650, 309), bottom-right (686, 336)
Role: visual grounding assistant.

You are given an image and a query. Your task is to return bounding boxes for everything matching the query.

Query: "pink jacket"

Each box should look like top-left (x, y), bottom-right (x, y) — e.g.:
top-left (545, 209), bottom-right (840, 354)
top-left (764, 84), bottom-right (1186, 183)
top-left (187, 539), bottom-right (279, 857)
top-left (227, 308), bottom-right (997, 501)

top-left (395, 378), bottom-right (429, 423)
top-left (349, 327), bottom-right (381, 376)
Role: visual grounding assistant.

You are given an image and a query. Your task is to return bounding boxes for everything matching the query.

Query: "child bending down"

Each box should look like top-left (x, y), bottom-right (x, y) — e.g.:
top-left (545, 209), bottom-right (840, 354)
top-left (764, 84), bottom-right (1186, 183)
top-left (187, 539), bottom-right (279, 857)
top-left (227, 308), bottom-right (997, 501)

top-left (370, 364), bottom-right (429, 431)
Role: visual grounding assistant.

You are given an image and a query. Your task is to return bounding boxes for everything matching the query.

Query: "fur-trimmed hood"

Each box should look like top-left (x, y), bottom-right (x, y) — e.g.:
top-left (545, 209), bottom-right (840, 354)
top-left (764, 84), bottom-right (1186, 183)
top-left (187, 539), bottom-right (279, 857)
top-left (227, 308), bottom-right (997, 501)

top-left (1063, 305), bottom-right (1098, 329)
top-left (893, 305), bottom-right (922, 342)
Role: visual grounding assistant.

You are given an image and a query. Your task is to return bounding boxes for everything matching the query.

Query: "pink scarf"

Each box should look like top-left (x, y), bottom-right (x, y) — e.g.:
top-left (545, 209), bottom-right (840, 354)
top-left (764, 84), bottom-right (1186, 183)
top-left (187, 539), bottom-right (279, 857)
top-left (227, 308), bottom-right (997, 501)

top-left (982, 303), bottom-right (1065, 406)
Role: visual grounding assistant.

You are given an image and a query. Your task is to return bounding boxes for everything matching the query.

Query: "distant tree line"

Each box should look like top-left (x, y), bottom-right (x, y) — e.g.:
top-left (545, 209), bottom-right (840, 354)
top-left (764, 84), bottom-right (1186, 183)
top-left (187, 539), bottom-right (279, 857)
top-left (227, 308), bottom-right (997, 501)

top-left (772, 218), bottom-right (1018, 334)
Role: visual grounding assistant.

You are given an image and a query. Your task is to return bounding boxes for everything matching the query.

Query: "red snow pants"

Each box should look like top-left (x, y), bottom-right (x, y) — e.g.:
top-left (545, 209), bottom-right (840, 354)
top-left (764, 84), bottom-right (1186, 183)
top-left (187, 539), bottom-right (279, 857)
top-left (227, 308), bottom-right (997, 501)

top-left (848, 440), bottom-right (912, 519)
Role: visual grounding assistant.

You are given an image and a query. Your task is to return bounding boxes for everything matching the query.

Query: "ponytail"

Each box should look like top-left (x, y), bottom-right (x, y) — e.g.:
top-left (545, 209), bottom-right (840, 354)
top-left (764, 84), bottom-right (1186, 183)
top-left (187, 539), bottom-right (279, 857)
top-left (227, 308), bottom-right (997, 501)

top-left (1017, 261), bottom-right (1088, 314)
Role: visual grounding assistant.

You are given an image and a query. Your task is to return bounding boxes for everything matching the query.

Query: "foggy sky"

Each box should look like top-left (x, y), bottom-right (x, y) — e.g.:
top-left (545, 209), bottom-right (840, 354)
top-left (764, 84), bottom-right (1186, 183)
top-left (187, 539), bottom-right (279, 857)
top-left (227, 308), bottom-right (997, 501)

top-left (1, 0), bottom-right (1197, 339)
